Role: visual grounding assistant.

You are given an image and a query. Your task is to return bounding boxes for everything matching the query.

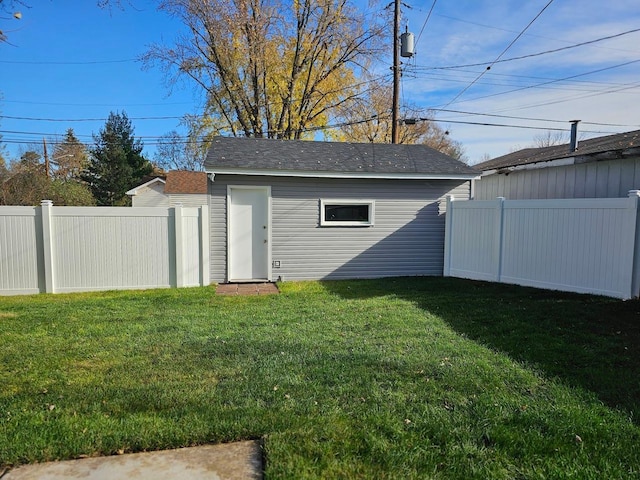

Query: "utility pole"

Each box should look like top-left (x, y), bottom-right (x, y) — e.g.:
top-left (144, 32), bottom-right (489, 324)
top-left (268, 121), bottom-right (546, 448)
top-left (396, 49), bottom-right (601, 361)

top-left (43, 137), bottom-right (50, 179)
top-left (391, 0), bottom-right (400, 144)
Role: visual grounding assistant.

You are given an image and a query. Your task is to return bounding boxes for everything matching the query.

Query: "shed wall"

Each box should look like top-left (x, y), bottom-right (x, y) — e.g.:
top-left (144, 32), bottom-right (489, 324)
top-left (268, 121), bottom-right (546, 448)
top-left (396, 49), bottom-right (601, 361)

top-left (168, 194), bottom-right (209, 208)
top-left (209, 175), bottom-right (470, 282)
top-left (131, 183), bottom-right (170, 207)
top-left (474, 156), bottom-right (640, 200)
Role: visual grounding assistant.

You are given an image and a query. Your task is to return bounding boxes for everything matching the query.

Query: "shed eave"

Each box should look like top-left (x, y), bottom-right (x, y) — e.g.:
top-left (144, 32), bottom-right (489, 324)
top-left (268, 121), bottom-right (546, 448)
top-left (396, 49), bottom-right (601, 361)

top-left (125, 177), bottom-right (166, 196)
top-left (205, 167), bottom-right (479, 181)
top-left (481, 157), bottom-right (576, 175)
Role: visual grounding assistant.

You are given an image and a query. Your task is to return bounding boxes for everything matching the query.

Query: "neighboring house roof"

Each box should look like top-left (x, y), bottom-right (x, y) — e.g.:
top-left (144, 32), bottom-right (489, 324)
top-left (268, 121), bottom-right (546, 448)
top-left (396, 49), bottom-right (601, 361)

top-left (205, 136), bottom-right (479, 180)
top-left (476, 129), bottom-right (640, 172)
top-left (164, 171), bottom-right (208, 194)
top-left (126, 171), bottom-right (207, 196)
top-left (126, 177), bottom-right (166, 196)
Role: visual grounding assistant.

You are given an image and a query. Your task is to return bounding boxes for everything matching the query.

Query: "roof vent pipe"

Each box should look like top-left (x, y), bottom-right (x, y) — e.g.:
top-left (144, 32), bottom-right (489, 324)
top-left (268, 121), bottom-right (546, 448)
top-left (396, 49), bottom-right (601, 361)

top-left (570, 120), bottom-right (580, 153)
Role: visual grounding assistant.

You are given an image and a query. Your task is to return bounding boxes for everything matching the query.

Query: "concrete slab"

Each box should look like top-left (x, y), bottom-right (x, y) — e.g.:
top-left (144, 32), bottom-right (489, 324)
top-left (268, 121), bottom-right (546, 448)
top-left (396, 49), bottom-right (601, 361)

top-left (216, 283), bottom-right (279, 296)
top-left (3, 441), bottom-right (262, 480)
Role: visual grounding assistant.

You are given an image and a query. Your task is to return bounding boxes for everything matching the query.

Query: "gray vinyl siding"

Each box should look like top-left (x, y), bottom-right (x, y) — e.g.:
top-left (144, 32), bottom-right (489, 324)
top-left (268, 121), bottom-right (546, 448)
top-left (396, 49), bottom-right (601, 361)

top-left (209, 175), bottom-right (470, 282)
top-left (168, 193), bottom-right (209, 208)
top-left (474, 156), bottom-right (640, 200)
top-left (131, 183), bottom-right (169, 207)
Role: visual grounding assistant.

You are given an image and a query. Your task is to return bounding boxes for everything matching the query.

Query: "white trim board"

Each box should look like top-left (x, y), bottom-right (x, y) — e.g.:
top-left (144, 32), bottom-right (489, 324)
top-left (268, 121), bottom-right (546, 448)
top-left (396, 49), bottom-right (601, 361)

top-left (208, 168), bottom-right (478, 181)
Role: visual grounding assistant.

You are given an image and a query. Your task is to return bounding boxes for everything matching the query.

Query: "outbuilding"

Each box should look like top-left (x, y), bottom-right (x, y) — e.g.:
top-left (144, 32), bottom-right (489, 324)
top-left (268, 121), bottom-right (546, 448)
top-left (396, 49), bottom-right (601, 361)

top-left (473, 129), bottom-right (640, 200)
top-left (126, 170), bottom-right (208, 207)
top-left (204, 137), bottom-right (478, 283)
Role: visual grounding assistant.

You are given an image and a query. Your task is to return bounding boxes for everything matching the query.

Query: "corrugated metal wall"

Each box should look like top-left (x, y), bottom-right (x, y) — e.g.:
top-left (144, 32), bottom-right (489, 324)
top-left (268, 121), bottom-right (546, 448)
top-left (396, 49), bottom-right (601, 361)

top-left (474, 157), bottom-right (640, 200)
top-left (0, 205), bottom-right (209, 295)
top-left (444, 195), bottom-right (640, 299)
top-left (209, 175), bottom-right (470, 282)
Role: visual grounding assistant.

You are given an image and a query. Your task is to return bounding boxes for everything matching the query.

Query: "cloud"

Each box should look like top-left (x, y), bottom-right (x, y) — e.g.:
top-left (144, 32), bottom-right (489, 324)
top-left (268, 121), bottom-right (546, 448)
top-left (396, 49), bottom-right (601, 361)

top-left (398, 0), bottom-right (640, 163)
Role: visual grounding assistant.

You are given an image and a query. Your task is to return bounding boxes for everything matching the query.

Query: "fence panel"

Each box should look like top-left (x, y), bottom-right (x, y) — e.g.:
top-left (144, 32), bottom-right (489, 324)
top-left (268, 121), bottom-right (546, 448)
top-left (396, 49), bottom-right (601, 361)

top-left (444, 197), bottom-right (503, 281)
top-left (0, 207), bottom-right (41, 295)
top-left (445, 194), bottom-right (640, 299)
top-left (51, 207), bottom-right (173, 293)
top-left (0, 204), bottom-right (210, 296)
top-left (180, 207), bottom-right (203, 287)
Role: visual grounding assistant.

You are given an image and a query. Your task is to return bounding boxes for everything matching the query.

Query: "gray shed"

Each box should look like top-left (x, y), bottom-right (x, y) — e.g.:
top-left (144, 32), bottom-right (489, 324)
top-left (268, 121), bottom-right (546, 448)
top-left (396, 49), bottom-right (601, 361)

top-left (474, 129), bottom-right (640, 200)
top-left (204, 137), bottom-right (479, 283)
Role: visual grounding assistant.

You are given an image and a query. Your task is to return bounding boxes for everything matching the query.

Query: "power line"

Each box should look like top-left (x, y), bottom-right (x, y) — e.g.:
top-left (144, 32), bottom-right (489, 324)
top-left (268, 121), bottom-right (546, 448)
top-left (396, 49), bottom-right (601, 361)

top-left (411, 66), bottom-right (638, 88)
top-left (434, 13), bottom-right (639, 55)
top-left (441, 59), bottom-right (640, 108)
top-left (0, 112), bottom-right (625, 148)
top-left (0, 115), bottom-right (185, 122)
top-left (0, 74), bottom-right (392, 119)
top-left (431, 108), bottom-right (640, 128)
top-left (404, 69), bottom-right (640, 96)
top-left (2, 99), bottom-right (195, 107)
top-left (403, 117), bottom-right (614, 135)
top-left (415, 0), bottom-right (437, 45)
top-left (440, 0), bottom-right (555, 109)
top-left (0, 58), bottom-right (138, 65)
top-left (413, 27), bottom-right (640, 71)
top-left (491, 79), bottom-right (640, 113)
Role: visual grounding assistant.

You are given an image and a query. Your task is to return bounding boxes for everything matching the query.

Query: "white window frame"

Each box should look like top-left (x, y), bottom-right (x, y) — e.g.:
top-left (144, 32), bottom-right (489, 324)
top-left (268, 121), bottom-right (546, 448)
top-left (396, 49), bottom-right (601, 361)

top-left (320, 199), bottom-right (375, 227)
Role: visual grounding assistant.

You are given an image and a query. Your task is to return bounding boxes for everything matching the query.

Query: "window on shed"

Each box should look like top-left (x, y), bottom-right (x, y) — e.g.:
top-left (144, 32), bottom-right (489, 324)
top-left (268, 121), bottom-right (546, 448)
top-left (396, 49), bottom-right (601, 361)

top-left (320, 200), bottom-right (375, 226)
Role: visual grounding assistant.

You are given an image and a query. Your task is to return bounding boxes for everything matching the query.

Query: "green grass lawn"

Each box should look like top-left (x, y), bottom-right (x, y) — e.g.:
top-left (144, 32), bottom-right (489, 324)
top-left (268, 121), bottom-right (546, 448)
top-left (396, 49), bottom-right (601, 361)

top-left (1, 277), bottom-right (639, 479)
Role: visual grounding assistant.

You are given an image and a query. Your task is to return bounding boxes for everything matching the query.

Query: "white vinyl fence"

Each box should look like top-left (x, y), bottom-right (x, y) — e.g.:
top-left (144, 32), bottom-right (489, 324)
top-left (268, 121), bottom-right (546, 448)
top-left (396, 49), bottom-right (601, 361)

top-left (444, 191), bottom-right (640, 299)
top-left (0, 201), bottom-right (210, 295)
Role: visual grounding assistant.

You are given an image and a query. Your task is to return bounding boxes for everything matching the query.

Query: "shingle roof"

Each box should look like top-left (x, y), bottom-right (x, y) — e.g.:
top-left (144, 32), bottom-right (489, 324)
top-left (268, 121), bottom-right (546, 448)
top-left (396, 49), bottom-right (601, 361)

top-left (475, 129), bottom-right (640, 171)
top-left (204, 136), bottom-right (479, 178)
top-left (164, 171), bottom-right (208, 194)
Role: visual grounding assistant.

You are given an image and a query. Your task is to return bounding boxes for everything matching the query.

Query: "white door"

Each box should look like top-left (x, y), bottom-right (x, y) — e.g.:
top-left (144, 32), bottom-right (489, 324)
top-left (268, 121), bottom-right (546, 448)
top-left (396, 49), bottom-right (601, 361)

top-left (228, 187), bottom-right (270, 281)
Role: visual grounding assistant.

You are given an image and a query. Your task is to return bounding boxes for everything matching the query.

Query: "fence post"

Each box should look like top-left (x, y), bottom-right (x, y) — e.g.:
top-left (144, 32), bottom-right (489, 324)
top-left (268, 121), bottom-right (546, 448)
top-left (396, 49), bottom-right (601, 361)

top-left (443, 195), bottom-right (454, 276)
top-left (40, 200), bottom-right (55, 293)
top-left (628, 190), bottom-right (640, 299)
top-left (174, 204), bottom-right (184, 288)
top-left (199, 205), bottom-right (210, 286)
top-left (495, 197), bottom-right (505, 282)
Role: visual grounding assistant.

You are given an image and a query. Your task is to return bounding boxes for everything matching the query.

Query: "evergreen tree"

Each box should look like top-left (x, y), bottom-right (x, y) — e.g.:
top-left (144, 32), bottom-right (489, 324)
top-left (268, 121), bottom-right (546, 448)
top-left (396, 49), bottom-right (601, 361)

top-left (84, 111), bottom-right (153, 206)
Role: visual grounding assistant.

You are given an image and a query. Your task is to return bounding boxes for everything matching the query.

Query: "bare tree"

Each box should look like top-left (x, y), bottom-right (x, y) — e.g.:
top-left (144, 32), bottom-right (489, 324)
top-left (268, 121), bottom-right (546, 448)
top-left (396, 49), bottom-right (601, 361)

top-left (143, 0), bottom-right (384, 139)
top-left (0, 0), bottom-right (24, 43)
top-left (332, 81), bottom-right (466, 161)
top-left (154, 114), bottom-right (219, 171)
top-left (532, 130), bottom-right (568, 148)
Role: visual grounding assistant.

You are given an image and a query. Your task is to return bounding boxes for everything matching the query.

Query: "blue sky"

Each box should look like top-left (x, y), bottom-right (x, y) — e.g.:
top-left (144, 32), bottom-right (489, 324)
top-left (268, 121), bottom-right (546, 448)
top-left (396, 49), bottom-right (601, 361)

top-left (1, 0), bottom-right (640, 165)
